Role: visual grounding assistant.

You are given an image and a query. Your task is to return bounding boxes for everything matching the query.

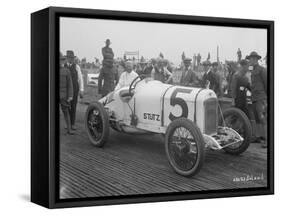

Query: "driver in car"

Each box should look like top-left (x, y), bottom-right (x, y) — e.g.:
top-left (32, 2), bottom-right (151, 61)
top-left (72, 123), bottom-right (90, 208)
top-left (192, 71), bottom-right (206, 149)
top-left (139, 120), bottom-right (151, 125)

top-left (115, 61), bottom-right (139, 91)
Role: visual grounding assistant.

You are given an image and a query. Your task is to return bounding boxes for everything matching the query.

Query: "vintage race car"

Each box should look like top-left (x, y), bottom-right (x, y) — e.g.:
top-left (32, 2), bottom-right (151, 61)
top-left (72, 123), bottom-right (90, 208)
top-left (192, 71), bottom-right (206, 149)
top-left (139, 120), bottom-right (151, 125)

top-left (85, 75), bottom-right (252, 177)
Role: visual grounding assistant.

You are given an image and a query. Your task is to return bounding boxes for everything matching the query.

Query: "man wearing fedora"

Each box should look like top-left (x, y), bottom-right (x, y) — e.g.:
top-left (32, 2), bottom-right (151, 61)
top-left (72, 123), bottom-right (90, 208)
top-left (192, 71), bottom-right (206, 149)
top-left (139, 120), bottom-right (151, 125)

top-left (201, 61), bottom-right (223, 97)
top-left (246, 51), bottom-right (267, 148)
top-left (136, 57), bottom-right (147, 75)
top-left (60, 52), bottom-right (74, 135)
top-left (201, 60), bottom-right (211, 87)
top-left (180, 58), bottom-right (198, 87)
top-left (66, 50), bottom-right (84, 131)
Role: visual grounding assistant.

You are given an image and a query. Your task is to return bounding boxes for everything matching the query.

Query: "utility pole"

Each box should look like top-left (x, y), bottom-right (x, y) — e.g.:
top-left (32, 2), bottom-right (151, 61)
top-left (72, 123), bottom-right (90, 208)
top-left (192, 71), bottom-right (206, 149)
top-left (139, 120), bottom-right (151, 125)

top-left (217, 45), bottom-right (219, 63)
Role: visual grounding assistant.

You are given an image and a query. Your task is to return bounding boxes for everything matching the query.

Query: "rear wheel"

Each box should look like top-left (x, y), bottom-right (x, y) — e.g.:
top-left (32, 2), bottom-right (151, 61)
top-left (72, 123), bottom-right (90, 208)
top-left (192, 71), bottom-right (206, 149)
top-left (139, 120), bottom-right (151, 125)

top-left (165, 118), bottom-right (205, 177)
top-left (219, 107), bottom-right (252, 155)
top-left (85, 101), bottom-right (109, 147)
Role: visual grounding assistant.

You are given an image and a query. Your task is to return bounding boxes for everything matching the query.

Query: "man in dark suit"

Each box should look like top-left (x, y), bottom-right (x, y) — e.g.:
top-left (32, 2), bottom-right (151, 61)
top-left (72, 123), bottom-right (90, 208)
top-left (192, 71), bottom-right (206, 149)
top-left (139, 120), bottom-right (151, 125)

top-left (202, 62), bottom-right (223, 97)
top-left (66, 50), bottom-right (84, 130)
top-left (180, 58), bottom-right (198, 87)
top-left (60, 53), bottom-right (74, 135)
top-left (98, 65), bottom-right (118, 97)
top-left (231, 59), bottom-right (251, 116)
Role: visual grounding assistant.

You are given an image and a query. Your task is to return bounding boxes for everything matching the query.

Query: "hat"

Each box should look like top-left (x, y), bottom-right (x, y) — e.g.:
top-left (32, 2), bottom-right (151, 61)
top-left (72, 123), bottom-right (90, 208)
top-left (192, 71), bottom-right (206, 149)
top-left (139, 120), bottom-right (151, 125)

top-left (66, 50), bottom-right (75, 58)
top-left (246, 51), bottom-right (261, 60)
top-left (105, 39), bottom-right (111, 44)
top-left (212, 62), bottom-right (218, 66)
top-left (183, 58), bottom-right (192, 63)
top-left (202, 60), bottom-right (211, 66)
top-left (151, 58), bottom-right (157, 64)
top-left (239, 59), bottom-right (249, 66)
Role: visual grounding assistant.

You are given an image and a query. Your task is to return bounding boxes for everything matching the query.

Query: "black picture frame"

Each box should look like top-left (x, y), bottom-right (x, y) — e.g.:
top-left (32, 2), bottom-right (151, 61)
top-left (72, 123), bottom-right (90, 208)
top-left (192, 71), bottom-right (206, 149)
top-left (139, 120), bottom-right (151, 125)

top-left (31, 6), bottom-right (274, 209)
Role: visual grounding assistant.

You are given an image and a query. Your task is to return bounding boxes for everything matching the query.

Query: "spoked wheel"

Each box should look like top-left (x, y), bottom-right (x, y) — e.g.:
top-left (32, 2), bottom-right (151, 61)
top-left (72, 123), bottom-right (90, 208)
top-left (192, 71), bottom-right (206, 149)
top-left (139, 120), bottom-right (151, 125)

top-left (219, 107), bottom-right (252, 155)
top-left (165, 118), bottom-right (205, 177)
top-left (85, 101), bottom-right (109, 147)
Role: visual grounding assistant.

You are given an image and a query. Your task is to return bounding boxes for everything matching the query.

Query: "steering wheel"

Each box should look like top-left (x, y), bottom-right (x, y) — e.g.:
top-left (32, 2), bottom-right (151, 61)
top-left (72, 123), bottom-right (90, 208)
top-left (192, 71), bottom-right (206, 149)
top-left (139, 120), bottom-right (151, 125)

top-left (128, 74), bottom-right (147, 96)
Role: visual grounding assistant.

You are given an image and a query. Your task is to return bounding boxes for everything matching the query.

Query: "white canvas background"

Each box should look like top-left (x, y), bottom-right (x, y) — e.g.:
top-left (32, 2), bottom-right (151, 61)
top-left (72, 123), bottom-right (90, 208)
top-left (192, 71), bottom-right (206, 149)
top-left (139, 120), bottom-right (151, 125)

top-left (60, 17), bottom-right (267, 65)
top-left (0, 0), bottom-right (279, 215)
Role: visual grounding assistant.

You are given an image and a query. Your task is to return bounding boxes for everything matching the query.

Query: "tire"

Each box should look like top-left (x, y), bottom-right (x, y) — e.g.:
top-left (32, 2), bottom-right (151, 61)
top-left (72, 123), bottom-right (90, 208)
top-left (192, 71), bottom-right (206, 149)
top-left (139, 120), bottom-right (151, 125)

top-left (85, 101), bottom-right (109, 147)
top-left (219, 107), bottom-right (252, 155)
top-left (165, 118), bottom-right (205, 177)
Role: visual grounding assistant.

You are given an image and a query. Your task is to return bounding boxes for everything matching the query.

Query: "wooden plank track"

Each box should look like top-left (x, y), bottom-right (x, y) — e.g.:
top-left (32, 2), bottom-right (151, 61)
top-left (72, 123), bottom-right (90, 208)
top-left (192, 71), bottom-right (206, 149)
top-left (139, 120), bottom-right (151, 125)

top-left (59, 101), bottom-right (267, 199)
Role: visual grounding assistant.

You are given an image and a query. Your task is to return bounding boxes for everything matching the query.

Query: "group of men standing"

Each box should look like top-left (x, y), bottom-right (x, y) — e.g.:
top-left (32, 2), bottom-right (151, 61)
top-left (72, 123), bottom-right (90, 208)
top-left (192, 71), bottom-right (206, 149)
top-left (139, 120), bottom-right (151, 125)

top-left (60, 39), bottom-right (267, 148)
top-left (97, 40), bottom-right (222, 95)
top-left (231, 51), bottom-right (267, 148)
top-left (177, 57), bottom-right (223, 97)
top-left (179, 51), bottom-right (267, 148)
top-left (59, 50), bottom-right (84, 135)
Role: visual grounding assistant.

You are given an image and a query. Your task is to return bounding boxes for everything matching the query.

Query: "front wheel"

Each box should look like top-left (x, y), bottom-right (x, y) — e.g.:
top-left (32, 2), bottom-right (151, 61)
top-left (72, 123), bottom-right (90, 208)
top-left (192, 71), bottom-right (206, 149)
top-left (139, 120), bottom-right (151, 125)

top-left (165, 118), bottom-right (205, 177)
top-left (85, 101), bottom-right (109, 147)
top-left (219, 107), bottom-right (252, 155)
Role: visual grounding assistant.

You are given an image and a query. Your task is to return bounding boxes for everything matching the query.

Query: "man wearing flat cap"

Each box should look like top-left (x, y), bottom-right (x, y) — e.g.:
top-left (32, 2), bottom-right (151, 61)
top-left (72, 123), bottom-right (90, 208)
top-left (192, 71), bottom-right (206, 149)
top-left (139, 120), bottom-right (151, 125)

top-left (102, 39), bottom-right (114, 67)
top-left (231, 59), bottom-right (251, 117)
top-left (201, 60), bottom-right (211, 87)
top-left (202, 60), bottom-right (211, 71)
top-left (180, 58), bottom-right (198, 87)
top-left (66, 50), bottom-right (84, 130)
top-left (247, 51), bottom-right (267, 148)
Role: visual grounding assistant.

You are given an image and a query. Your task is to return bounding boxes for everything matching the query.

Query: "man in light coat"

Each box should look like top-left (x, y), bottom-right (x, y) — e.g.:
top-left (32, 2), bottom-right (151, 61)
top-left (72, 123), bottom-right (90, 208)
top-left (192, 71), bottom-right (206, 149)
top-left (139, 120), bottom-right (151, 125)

top-left (115, 61), bottom-right (139, 91)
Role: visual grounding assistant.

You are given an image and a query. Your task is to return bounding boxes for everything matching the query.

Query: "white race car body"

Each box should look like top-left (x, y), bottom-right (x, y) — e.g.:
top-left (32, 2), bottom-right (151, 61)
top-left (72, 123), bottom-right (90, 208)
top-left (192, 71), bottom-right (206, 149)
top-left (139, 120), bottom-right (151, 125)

top-left (86, 78), bottom-right (250, 176)
top-left (100, 79), bottom-right (218, 135)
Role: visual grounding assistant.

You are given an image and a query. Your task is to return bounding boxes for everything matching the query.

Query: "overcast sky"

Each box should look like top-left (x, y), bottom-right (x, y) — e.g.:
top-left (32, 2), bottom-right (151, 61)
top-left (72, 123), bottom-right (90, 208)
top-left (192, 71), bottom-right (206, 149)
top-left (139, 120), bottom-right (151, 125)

top-left (60, 17), bottom-right (267, 65)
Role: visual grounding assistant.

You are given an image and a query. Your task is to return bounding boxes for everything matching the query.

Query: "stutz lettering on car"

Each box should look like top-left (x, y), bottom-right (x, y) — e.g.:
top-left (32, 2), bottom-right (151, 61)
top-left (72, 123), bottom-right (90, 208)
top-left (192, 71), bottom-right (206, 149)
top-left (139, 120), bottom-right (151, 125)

top-left (169, 88), bottom-right (192, 121)
top-left (143, 113), bottom-right (160, 121)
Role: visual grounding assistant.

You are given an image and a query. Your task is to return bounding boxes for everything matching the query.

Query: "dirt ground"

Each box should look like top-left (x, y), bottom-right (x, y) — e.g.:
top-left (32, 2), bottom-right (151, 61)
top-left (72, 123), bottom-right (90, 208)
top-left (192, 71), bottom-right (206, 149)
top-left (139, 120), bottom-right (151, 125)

top-left (59, 85), bottom-right (267, 199)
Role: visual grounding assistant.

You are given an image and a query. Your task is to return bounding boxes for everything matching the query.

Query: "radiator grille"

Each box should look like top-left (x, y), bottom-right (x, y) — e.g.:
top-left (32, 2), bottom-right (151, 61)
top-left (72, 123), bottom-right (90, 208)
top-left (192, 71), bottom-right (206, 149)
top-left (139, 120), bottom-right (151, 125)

top-left (204, 98), bottom-right (218, 135)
